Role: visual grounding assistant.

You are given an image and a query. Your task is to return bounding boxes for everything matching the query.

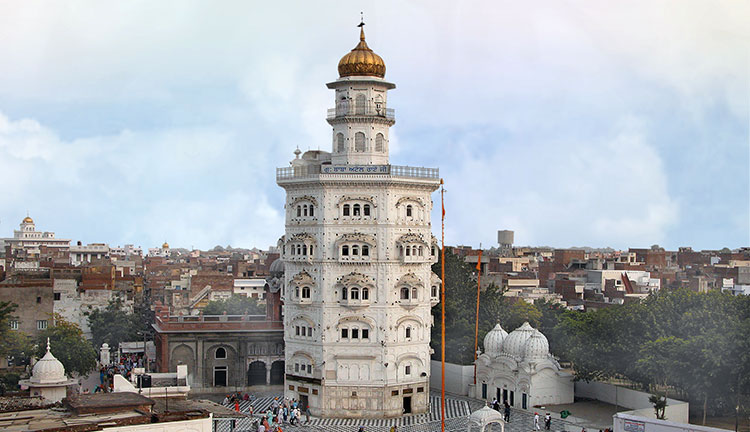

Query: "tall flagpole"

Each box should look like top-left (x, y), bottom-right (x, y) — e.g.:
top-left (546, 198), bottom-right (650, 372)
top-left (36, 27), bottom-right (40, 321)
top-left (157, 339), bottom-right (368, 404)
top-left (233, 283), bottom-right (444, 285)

top-left (473, 245), bottom-right (482, 386)
top-left (440, 179), bottom-right (446, 432)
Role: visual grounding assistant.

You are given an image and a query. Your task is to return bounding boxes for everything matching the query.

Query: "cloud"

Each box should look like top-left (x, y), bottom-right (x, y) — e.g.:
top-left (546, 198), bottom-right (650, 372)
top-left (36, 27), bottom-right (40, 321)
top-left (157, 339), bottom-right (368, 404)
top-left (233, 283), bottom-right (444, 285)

top-left (0, 1), bottom-right (746, 250)
top-left (0, 111), bottom-right (285, 249)
top-left (434, 117), bottom-right (679, 249)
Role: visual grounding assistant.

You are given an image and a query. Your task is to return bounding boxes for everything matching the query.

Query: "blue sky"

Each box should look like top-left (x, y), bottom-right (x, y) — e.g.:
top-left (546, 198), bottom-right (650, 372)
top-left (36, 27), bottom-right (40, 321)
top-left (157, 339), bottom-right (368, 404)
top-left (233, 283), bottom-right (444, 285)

top-left (0, 1), bottom-right (747, 251)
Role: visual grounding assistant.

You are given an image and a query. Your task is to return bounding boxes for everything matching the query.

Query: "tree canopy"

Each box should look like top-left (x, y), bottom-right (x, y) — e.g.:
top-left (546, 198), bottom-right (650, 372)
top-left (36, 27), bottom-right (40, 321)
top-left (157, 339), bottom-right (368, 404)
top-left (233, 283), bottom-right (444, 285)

top-left (202, 295), bottom-right (264, 315)
top-left (36, 314), bottom-right (97, 376)
top-left (88, 298), bottom-right (153, 350)
top-left (430, 249), bottom-right (556, 364)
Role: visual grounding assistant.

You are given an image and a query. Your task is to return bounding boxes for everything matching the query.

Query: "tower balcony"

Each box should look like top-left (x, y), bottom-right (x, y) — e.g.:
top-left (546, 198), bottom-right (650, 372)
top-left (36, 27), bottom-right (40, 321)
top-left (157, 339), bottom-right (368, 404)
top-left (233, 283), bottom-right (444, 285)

top-left (277, 164), bottom-right (439, 182)
top-left (327, 103), bottom-right (395, 121)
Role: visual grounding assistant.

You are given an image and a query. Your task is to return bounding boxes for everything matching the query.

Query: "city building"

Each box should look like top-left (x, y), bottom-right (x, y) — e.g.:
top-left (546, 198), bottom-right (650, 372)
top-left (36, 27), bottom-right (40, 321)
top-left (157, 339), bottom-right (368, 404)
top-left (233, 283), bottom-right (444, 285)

top-left (474, 323), bottom-right (573, 408)
top-left (151, 273), bottom-right (284, 393)
top-left (276, 22), bottom-right (441, 418)
top-left (0, 216), bottom-right (70, 254)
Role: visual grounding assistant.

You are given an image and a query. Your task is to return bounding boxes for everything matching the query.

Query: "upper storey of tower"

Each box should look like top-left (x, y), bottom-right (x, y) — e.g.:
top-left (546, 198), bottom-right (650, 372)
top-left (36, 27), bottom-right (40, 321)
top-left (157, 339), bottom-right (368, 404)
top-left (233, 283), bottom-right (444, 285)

top-left (277, 21), bottom-right (439, 185)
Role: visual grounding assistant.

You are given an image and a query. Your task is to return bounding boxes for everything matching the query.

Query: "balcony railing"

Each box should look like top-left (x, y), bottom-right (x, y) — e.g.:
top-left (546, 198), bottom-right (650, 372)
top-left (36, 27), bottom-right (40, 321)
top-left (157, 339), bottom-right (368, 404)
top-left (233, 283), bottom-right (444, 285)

top-left (277, 164), bottom-right (439, 181)
top-left (327, 102), bottom-right (395, 121)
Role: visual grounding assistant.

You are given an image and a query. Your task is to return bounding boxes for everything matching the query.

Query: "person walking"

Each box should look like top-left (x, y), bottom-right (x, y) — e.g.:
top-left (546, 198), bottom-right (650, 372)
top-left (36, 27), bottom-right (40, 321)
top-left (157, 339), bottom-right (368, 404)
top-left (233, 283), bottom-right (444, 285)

top-left (545, 413), bottom-right (552, 430)
top-left (504, 401), bottom-right (511, 422)
top-left (534, 412), bottom-right (541, 431)
top-left (305, 405), bottom-right (310, 423)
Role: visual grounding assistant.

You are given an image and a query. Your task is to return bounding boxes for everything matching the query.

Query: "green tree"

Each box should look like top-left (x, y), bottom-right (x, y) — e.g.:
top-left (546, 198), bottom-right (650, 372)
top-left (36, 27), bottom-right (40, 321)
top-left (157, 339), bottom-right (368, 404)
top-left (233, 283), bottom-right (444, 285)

top-left (0, 330), bottom-right (34, 366)
top-left (88, 298), bottom-right (149, 350)
top-left (202, 295), bottom-right (264, 315)
top-left (0, 301), bottom-right (17, 357)
top-left (36, 314), bottom-right (97, 376)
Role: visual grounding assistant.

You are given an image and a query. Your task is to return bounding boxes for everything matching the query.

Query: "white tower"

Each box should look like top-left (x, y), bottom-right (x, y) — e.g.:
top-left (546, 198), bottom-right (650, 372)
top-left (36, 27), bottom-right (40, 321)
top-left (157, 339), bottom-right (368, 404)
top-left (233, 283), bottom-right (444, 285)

top-left (277, 22), bottom-right (441, 418)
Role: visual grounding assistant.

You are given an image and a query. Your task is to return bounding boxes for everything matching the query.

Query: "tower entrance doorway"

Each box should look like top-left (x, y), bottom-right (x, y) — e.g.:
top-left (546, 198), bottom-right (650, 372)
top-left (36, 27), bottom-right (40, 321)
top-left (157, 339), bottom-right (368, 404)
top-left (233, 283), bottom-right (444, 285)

top-left (247, 361), bottom-right (266, 386)
top-left (403, 396), bottom-right (412, 414)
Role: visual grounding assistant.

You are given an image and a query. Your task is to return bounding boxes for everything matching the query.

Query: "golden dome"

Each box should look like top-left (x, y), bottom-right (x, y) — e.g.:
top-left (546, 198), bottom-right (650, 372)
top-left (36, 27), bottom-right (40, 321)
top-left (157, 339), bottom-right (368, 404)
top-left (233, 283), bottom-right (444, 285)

top-left (162, 242), bottom-right (169, 249)
top-left (338, 24), bottom-right (385, 79)
top-left (23, 216), bottom-right (34, 224)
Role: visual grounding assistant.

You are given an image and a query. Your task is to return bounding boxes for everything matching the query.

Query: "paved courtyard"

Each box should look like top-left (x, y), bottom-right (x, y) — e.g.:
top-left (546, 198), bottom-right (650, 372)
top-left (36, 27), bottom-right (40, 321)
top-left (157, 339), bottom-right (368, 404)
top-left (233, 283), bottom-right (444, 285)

top-left (215, 392), bottom-right (579, 432)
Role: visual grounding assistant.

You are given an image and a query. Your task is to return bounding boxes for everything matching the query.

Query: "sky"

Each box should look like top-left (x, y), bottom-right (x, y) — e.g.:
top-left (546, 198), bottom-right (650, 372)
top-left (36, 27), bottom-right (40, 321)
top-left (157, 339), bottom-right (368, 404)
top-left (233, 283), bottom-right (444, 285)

top-left (0, 1), bottom-right (748, 251)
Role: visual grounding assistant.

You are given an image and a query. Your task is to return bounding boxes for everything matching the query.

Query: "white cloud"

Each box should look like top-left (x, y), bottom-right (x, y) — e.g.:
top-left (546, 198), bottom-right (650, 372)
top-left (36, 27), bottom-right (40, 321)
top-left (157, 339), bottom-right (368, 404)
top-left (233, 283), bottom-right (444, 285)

top-left (0, 111), bottom-right (284, 249)
top-left (436, 118), bottom-right (679, 249)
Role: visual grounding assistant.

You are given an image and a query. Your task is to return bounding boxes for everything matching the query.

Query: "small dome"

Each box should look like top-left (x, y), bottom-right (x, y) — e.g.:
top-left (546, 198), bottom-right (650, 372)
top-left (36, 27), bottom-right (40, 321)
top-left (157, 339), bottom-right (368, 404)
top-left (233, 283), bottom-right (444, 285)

top-left (162, 242), bottom-right (169, 249)
top-left (23, 216), bottom-right (34, 224)
top-left (30, 340), bottom-right (67, 385)
top-left (483, 324), bottom-right (508, 356)
top-left (338, 25), bottom-right (386, 78)
top-left (468, 405), bottom-right (505, 427)
top-left (523, 330), bottom-right (550, 361)
top-left (501, 321), bottom-right (536, 359)
top-left (269, 258), bottom-right (285, 274)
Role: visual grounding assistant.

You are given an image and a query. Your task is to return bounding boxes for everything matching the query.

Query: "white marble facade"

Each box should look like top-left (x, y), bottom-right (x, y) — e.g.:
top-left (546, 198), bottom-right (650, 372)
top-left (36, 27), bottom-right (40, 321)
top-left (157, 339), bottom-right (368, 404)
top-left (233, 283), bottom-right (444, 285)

top-left (474, 323), bottom-right (574, 409)
top-left (277, 25), bottom-right (441, 418)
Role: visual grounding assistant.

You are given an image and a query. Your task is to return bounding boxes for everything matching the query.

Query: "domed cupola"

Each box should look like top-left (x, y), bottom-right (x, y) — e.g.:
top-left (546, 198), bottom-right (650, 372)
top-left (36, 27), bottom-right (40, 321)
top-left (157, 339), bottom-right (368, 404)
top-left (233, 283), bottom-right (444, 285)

top-left (523, 329), bottom-right (550, 361)
top-left (30, 339), bottom-right (67, 384)
top-left (338, 21), bottom-right (386, 78)
top-left (501, 321), bottom-right (536, 359)
top-left (483, 323), bottom-right (508, 356)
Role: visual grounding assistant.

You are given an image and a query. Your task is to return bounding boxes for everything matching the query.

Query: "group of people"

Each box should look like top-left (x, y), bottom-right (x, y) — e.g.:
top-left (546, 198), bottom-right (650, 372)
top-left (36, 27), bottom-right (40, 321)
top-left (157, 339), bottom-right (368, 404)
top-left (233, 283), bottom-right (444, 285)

top-left (222, 395), bottom-right (309, 432)
top-left (533, 412), bottom-right (553, 431)
top-left (490, 398), bottom-right (512, 422)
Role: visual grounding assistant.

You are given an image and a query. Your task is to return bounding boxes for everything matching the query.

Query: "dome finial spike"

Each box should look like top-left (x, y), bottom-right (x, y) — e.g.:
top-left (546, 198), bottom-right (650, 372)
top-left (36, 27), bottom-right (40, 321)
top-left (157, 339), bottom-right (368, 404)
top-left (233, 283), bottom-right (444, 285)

top-left (46, 337), bottom-right (51, 352)
top-left (358, 12), bottom-right (365, 41)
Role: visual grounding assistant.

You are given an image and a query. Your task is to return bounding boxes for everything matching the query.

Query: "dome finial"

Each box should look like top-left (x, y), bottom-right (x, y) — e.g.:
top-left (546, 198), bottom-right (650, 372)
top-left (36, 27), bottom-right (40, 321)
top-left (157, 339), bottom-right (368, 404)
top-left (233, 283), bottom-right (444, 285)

top-left (46, 337), bottom-right (51, 353)
top-left (358, 12), bottom-right (365, 41)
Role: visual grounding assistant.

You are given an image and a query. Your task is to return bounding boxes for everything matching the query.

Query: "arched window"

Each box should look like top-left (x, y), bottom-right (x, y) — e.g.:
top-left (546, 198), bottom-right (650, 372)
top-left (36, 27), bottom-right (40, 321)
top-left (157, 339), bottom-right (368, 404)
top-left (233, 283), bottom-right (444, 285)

top-left (343, 204), bottom-right (350, 216)
top-left (432, 285), bottom-right (438, 297)
top-left (337, 133), bottom-right (345, 152)
top-left (400, 287), bottom-right (410, 300)
top-left (405, 326), bottom-right (412, 339)
top-left (361, 287), bottom-right (369, 300)
top-left (309, 206), bottom-right (314, 217)
top-left (355, 94), bottom-right (366, 115)
top-left (375, 133), bottom-right (384, 152)
top-left (355, 132), bottom-right (365, 152)
top-left (350, 287), bottom-right (359, 300)
top-left (296, 206), bottom-right (301, 217)
top-left (363, 204), bottom-right (371, 216)
top-left (412, 246), bottom-right (418, 256)
top-left (303, 205), bottom-right (308, 216)
top-left (418, 246), bottom-right (424, 256)
top-left (405, 247), bottom-right (411, 256)
top-left (295, 287), bottom-right (300, 298)
top-left (362, 245), bottom-right (369, 256)
top-left (353, 204), bottom-right (361, 216)
top-left (411, 287), bottom-right (418, 300)
top-left (302, 245), bottom-right (307, 256)
top-left (406, 205), bottom-right (413, 217)
top-left (309, 245), bottom-right (314, 255)
top-left (342, 245), bottom-right (349, 256)
top-left (301, 286), bottom-right (311, 299)
top-left (216, 347), bottom-right (226, 359)
top-left (342, 288), bottom-right (348, 300)
top-left (352, 245), bottom-right (359, 256)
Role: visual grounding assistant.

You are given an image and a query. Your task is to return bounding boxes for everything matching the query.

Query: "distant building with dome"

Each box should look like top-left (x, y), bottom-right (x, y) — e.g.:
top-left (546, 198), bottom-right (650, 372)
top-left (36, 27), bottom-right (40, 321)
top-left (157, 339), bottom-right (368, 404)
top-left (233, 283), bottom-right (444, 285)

top-left (474, 322), bottom-right (573, 408)
top-left (19, 339), bottom-right (77, 403)
top-left (0, 215), bottom-right (70, 254)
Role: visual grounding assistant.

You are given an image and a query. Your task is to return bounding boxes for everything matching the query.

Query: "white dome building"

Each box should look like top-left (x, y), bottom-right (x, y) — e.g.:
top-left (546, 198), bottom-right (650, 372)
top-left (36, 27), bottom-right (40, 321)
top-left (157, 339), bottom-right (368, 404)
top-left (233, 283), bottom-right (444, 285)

top-left (483, 324), bottom-right (508, 357)
top-left (474, 322), bottom-right (573, 409)
top-left (19, 339), bottom-right (77, 403)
